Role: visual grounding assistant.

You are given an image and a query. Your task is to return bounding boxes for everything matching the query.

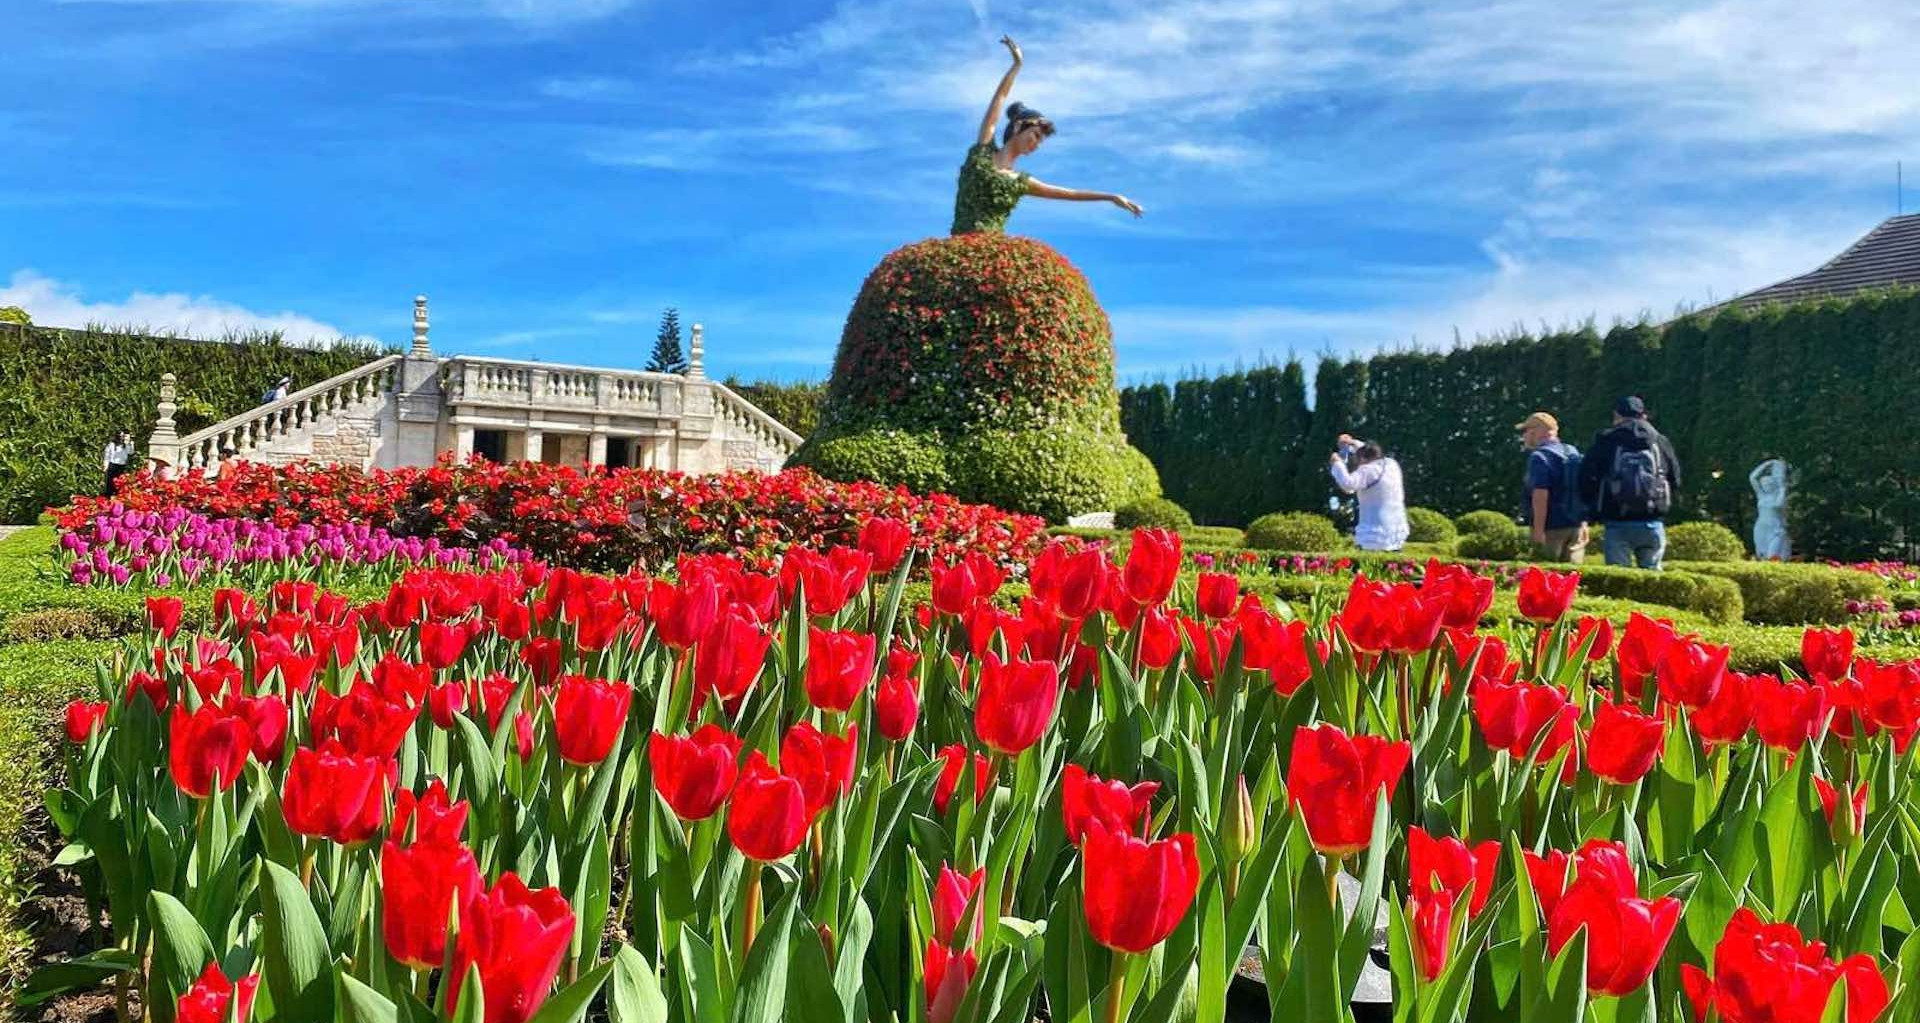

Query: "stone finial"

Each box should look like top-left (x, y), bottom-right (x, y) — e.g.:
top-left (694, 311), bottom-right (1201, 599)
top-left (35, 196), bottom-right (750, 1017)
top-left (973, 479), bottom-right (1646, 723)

top-left (155, 373), bottom-right (178, 432)
top-left (688, 322), bottom-right (705, 380)
top-left (412, 294), bottom-right (431, 356)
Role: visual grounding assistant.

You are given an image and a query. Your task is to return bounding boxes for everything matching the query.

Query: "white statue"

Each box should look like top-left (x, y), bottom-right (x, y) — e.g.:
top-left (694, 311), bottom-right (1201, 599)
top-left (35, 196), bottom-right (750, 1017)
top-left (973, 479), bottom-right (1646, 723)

top-left (1749, 458), bottom-right (1790, 561)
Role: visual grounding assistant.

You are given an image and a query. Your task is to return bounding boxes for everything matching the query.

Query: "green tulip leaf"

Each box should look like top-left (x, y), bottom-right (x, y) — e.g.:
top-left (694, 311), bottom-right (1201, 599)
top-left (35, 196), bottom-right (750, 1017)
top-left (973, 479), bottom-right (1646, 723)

top-left (258, 858), bottom-right (337, 1021)
top-left (608, 944), bottom-right (671, 1023)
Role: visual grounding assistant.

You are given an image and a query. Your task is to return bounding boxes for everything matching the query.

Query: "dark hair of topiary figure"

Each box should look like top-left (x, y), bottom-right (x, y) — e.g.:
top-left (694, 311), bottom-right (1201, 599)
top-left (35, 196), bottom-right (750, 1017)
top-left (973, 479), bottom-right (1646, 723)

top-left (951, 36), bottom-right (1143, 236)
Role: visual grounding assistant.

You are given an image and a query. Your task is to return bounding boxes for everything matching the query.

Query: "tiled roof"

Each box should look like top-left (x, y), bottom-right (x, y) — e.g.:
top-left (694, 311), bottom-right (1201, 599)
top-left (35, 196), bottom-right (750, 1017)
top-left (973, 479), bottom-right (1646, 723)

top-left (1726, 213), bottom-right (1920, 309)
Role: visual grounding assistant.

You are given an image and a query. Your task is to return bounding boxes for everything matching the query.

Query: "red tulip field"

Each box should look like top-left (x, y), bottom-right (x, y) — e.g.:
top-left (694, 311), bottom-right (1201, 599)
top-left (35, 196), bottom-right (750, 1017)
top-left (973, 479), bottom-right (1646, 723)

top-left (12, 469), bottom-right (1920, 1023)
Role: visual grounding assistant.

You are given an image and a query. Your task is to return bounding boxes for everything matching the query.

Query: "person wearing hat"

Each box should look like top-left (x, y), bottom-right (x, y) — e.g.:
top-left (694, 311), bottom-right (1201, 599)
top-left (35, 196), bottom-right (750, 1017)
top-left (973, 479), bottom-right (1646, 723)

top-left (1515, 411), bottom-right (1587, 563)
top-left (262, 375), bottom-right (292, 405)
top-left (1577, 396), bottom-right (1682, 569)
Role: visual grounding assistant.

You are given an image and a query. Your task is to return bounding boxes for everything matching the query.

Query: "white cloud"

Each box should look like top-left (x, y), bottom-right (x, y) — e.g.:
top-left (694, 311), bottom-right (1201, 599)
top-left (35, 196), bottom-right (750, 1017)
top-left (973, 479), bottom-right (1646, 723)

top-left (0, 270), bottom-right (354, 345)
top-left (538, 75), bottom-right (640, 102)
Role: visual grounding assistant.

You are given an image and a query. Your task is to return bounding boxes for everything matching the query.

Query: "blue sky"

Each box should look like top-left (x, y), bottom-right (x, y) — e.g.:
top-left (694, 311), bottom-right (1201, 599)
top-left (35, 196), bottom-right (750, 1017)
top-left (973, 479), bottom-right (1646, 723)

top-left (4, 0), bottom-right (1916, 383)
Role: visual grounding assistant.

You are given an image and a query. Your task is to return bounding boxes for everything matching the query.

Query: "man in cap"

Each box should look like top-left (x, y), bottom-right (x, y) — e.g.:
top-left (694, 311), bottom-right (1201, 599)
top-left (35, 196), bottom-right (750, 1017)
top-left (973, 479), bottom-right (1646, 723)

top-left (1515, 411), bottom-right (1587, 563)
top-left (1577, 396), bottom-right (1682, 569)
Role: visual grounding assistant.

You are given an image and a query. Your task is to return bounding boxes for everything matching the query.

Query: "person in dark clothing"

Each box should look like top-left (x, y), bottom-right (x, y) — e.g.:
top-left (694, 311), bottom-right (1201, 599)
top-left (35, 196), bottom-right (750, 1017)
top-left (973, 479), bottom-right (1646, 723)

top-left (1578, 396), bottom-right (1682, 569)
top-left (1515, 411), bottom-right (1587, 562)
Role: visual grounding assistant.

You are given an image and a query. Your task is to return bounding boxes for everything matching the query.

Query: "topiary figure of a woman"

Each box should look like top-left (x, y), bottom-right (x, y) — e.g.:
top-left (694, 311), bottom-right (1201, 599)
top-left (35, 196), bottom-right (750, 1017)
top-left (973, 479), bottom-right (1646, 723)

top-left (792, 37), bottom-right (1162, 521)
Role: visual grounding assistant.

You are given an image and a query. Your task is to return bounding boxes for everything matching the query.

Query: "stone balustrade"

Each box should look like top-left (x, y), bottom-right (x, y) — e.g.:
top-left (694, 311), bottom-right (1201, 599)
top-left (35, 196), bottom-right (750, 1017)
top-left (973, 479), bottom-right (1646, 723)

top-left (167, 355), bottom-right (403, 469)
top-left (444, 357), bottom-right (684, 417)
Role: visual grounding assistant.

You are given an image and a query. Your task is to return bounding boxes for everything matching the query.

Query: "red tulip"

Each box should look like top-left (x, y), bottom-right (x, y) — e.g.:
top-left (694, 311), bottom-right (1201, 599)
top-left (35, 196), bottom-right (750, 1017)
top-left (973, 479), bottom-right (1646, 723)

top-left (931, 560), bottom-right (982, 616)
top-left (1751, 675), bottom-right (1826, 752)
top-left (1472, 678), bottom-right (1578, 765)
top-left (1572, 615), bottom-right (1615, 661)
top-left (1061, 763), bottom-right (1159, 846)
top-left (1422, 561), bottom-right (1495, 631)
top-left (1525, 840), bottom-right (1640, 922)
top-left (932, 864), bottom-right (987, 945)
top-left (1137, 607), bottom-right (1180, 670)
top-left (1815, 777), bottom-right (1869, 842)
top-left (933, 744), bottom-right (994, 814)
top-left (1681, 907), bottom-right (1890, 1023)
top-left (876, 665), bottom-right (920, 742)
top-left (925, 940), bottom-right (977, 1023)
top-left (552, 675), bottom-right (631, 765)
top-left (650, 574), bottom-right (720, 650)
top-left (282, 742), bottom-right (396, 845)
top-left (419, 620), bottom-right (470, 671)
top-left (146, 595), bottom-right (184, 639)
top-left (393, 779), bottom-right (468, 846)
top-left (450, 873), bottom-right (575, 1023)
top-left (226, 693), bottom-right (289, 764)
top-left (1195, 572), bottom-right (1239, 619)
top-left (381, 834), bottom-right (483, 970)
top-left (1516, 567), bottom-right (1580, 624)
top-left (310, 683), bottom-right (419, 759)
top-left (1585, 701), bottom-right (1665, 786)
top-left (1801, 627), bottom-right (1856, 684)
top-left (64, 700), bottom-right (109, 743)
top-left (174, 963), bottom-right (258, 1023)
top-left (428, 681), bottom-right (469, 728)
top-left (804, 626), bottom-right (877, 713)
top-left (1408, 825), bottom-right (1499, 917)
top-left (168, 703), bottom-right (251, 798)
top-left (857, 516), bottom-right (912, 573)
top-left (1691, 669), bottom-right (1755, 748)
top-left (517, 637), bottom-right (564, 688)
top-left (1286, 724), bottom-right (1410, 857)
top-left (1547, 872), bottom-right (1680, 996)
top-left (1121, 528), bottom-right (1182, 607)
top-left (1082, 825), bottom-right (1201, 953)
top-left (1617, 613), bottom-right (1677, 700)
top-left (1410, 887), bottom-right (1455, 982)
top-left (649, 725), bottom-right (742, 821)
top-left (692, 611), bottom-right (772, 710)
top-left (974, 655), bottom-right (1059, 756)
top-left (1659, 637), bottom-right (1730, 709)
top-left (372, 653), bottom-right (435, 705)
top-left (728, 751), bottom-right (810, 861)
top-left (1054, 547), bottom-right (1112, 621)
top-left (781, 721), bottom-right (858, 817)
top-left (1856, 659), bottom-right (1920, 745)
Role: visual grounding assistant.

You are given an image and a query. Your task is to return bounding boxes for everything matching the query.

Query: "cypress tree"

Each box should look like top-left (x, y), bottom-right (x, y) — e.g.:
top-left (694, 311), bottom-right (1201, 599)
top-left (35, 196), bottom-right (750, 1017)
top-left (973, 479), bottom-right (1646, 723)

top-left (646, 308), bottom-right (688, 375)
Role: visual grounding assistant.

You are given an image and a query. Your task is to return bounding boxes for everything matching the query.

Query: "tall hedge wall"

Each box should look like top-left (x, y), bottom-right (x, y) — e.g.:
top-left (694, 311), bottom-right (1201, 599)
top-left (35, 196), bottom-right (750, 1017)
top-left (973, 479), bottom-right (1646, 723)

top-left (0, 324), bottom-right (386, 523)
top-left (1119, 290), bottom-right (1920, 557)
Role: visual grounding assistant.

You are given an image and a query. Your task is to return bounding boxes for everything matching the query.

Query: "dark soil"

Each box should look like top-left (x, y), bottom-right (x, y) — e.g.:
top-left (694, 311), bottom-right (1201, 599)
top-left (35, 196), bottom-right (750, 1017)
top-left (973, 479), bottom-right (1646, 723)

top-left (13, 786), bottom-right (138, 1022)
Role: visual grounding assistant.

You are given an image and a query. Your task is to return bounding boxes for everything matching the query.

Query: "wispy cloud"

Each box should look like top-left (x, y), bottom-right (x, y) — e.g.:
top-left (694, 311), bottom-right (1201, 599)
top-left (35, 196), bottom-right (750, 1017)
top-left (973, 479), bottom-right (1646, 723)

top-left (0, 270), bottom-right (354, 345)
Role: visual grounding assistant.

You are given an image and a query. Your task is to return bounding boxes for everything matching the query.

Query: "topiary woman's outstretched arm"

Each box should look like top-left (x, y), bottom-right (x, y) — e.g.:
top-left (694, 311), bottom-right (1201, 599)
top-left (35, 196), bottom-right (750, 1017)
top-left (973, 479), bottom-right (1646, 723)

top-left (976, 36), bottom-right (1024, 147)
top-left (1024, 178), bottom-right (1144, 217)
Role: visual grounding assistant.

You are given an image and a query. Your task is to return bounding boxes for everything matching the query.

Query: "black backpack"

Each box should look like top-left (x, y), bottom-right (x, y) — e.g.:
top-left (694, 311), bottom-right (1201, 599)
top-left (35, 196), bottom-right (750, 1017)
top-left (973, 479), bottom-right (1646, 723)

top-left (1606, 439), bottom-right (1671, 518)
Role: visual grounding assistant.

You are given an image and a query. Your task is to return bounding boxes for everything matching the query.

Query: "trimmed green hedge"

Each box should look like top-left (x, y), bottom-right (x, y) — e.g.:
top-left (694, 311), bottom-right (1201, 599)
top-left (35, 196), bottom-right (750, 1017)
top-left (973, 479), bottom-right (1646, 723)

top-left (1665, 521), bottom-right (1746, 562)
top-left (1456, 526), bottom-right (1535, 561)
top-left (0, 324), bottom-right (387, 523)
top-left (1113, 497), bottom-right (1194, 530)
top-left (1406, 507), bottom-right (1458, 545)
top-left (1455, 510), bottom-right (1515, 537)
top-left (1677, 560), bottom-right (1888, 625)
top-left (1246, 512), bottom-right (1343, 552)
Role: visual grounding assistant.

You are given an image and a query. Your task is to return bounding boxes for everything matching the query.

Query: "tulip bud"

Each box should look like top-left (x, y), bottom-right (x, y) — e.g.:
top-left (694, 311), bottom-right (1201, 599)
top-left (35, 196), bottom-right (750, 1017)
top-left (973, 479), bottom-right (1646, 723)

top-left (1223, 774), bottom-right (1255, 868)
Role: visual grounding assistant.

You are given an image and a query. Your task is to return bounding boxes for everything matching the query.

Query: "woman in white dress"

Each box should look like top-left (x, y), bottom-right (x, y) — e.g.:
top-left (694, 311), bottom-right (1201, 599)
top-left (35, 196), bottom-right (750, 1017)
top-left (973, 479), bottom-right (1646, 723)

top-left (1329, 435), bottom-right (1410, 552)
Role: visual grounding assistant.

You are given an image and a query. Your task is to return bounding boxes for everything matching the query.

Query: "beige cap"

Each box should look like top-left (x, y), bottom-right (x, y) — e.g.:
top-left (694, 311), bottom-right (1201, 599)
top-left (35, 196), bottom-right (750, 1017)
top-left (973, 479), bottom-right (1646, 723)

top-left (1513, 411), bottom-right (1558, 432)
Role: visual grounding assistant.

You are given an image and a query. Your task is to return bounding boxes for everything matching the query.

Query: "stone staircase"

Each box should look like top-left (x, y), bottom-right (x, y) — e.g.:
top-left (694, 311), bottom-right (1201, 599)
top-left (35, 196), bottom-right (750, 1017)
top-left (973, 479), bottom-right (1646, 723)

top-left (144, 299), bottom-right (803, 475)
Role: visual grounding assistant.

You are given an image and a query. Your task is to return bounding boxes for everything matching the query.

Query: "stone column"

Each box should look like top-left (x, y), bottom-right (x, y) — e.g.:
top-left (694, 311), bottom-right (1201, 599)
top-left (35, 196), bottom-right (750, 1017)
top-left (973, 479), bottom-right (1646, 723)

top-left (149, 372), bottom-right (182, 467)
top-left (394, 294), bottom-right (445, 467)
top-left (454, 424), bottom-right (475, 459)
top-left (588, 431), bottom-right (608, 466)
top-left (524, 429), bottom-right (544, 462)
top-left (687, 323), bottom-right (705, 380)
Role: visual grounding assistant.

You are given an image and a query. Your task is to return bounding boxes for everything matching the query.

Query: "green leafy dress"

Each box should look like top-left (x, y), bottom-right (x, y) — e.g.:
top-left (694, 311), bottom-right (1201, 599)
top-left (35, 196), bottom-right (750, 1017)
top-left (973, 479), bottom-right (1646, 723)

top-left (951, 143), bottom-right (1029, 235)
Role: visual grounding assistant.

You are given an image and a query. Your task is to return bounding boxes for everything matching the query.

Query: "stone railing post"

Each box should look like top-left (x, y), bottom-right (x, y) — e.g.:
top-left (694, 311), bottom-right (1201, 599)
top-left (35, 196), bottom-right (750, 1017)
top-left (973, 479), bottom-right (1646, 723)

top-left (395, 293), bottom-right (445, 466)
top-left (149, 372), bottom-right (182, 466)
top-left (687, 322), bottom-right (705, 381)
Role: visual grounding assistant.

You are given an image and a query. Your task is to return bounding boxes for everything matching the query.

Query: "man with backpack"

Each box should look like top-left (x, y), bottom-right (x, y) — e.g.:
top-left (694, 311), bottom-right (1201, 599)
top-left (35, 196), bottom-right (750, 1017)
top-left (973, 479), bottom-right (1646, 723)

top-left (1515, 411), bottom-right (1587, 562)
top-left (1578, 396), bottom-right (1682, 569)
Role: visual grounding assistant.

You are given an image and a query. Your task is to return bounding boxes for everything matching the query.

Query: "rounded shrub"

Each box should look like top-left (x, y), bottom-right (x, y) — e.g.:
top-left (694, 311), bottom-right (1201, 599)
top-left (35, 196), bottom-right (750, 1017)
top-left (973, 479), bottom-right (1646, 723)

top-left (1454, 510), bottom-right (1515, 537)
top-left (788, 427), bottom-right (953, 496)
top-left (1406, 507), bottom-right (1458, 545)
top-left (791, 233), bottom-right (1158, 520)
top-left (1665, 521), bottom-right (1746, 563)
top-left (1114, 497), bottom-right (1194, 530)
top-left (1455, 525), bottom-right (1534, 561)
top-left (1245, 512), bottom-right (1343, 552)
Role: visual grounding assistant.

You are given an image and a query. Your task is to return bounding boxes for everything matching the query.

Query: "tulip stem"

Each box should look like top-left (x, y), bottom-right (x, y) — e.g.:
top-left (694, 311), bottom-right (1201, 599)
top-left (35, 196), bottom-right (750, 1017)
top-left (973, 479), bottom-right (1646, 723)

top-left (1325, 855), bottom-right (1344, 918)
top-left (1102, 952), bottom-right (1128, 1023)
top-left (299, 842), bottom-right (317, 890)
top-left (738, 864), bottom-right (764, 970)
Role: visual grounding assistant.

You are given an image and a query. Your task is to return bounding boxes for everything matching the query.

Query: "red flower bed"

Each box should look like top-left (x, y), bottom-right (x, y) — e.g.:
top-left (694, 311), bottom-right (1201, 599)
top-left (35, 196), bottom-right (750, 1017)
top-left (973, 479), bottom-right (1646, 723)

top-left (60, 458), bottom-right (1047, 572)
